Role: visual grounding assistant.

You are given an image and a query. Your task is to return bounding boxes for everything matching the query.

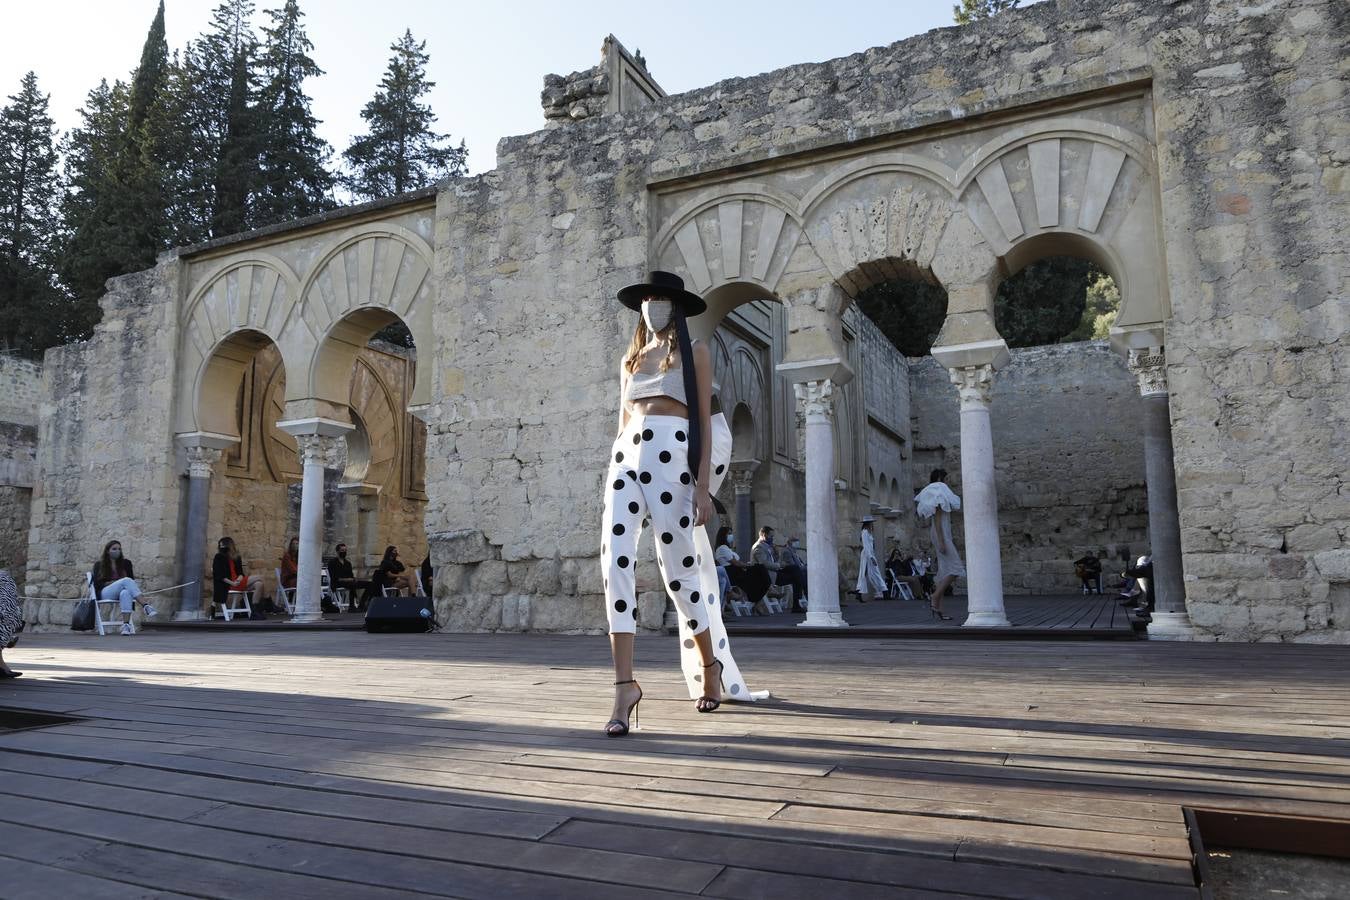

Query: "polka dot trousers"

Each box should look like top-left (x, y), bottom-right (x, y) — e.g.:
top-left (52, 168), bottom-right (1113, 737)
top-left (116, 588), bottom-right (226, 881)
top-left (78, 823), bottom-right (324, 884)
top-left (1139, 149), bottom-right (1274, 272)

top-left (601, 415), bottom-right (722, 636)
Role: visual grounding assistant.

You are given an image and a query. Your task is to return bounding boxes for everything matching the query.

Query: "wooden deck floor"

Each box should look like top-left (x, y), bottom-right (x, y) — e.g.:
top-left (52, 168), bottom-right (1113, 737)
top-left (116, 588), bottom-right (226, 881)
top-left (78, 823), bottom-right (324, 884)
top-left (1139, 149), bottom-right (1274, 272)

top-left (729, 593), bottom-right (1140, 637)
top-left (2, 631), bottom-right (1348, 898)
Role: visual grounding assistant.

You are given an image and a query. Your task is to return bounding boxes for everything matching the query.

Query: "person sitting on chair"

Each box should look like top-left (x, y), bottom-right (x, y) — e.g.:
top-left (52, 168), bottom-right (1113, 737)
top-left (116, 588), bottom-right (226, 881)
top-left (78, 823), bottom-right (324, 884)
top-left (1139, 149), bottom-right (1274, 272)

top-left (779, 535), bottom-right (808, 612)
top-left (327, 543), bottom-right (370, 611)
top-left (715, 527), bottom-right (769, 608)
top-left (279, 537), bottom-right (299, 592)
top-left (213, 537), bottom-right (266, 614)
top-left (885, 544), bottom-right (929, 602)
top-left (370, 545), bottom-right (414, 598)
top-left (93, 540), bottom-right (150, 635)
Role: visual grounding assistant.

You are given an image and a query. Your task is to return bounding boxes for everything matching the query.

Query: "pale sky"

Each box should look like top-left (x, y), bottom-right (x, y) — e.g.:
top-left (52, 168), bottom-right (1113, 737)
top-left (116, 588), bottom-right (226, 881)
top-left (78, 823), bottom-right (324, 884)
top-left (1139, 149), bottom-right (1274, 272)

top-left (2, 1), bottom-right (977, 176)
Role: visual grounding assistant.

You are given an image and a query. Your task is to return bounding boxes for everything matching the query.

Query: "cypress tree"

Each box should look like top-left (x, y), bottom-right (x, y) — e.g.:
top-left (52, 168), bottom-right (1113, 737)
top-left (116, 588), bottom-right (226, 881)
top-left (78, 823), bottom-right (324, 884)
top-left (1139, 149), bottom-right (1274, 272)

top-left (200, 0), bottom-right (261, 236)
top-left (254, 0), bottom-right (334, 225)
top-left (342, 29), bottom-right (467, 201)
top-left (0, 72), bottom-right (65, 355)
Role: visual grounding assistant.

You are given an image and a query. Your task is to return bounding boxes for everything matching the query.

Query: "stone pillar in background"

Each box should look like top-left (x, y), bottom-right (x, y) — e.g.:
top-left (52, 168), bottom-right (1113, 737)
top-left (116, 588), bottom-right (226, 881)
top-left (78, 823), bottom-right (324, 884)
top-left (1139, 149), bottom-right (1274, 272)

top-left (729, 461), bottom-right (759, 558)
top-left (278, 419), bottom-right (352, 623)
top-left (794, 379), bottom-right (847, 627)
top-left (948, 364), bottom-right (1009, 627)
top-left (1128, 346), bottom-right (1195, 640)
top-left (173, 433), bottom-right (235, 621)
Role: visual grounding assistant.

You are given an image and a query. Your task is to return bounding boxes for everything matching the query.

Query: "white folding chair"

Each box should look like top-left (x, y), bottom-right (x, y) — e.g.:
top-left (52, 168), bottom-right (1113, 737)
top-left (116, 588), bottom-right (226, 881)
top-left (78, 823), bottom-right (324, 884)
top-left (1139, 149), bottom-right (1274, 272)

top-left (320, 567), bottom-right (348, 611)
top-left (87, 573), bottom-right (124, 636)
top-left (217, 580), bottom-right (252, 622)
top-left (274, 568), bottom-right (295, 615)
top-left (413, 568), bottom-right (427, 598)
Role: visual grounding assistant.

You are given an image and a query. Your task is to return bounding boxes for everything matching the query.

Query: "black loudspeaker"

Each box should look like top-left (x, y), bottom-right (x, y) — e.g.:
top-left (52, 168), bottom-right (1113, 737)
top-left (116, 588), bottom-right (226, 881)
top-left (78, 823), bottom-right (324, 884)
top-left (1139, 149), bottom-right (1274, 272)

top-left (364, 596), bottom-right (432, 633)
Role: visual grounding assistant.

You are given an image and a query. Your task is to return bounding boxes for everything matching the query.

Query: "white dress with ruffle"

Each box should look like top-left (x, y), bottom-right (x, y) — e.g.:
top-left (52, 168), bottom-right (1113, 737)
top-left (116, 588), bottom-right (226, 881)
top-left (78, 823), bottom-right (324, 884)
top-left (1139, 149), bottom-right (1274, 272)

top-left (915, 483), bottom-right (966, 580)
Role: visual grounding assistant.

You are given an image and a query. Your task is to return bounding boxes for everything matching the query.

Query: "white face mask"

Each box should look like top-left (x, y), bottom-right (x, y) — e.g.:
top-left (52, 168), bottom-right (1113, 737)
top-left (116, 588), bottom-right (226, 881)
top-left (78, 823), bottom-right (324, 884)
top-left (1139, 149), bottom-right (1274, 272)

top-left (727, 534), bottom-right (735, 545)
top-left (642, 299), bottom-right (673, 334)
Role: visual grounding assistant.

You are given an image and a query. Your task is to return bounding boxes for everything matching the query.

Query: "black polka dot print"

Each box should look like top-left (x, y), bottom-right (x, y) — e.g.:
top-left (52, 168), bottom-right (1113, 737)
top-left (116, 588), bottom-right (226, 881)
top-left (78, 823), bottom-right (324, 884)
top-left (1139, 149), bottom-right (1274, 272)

top-left (669, 580), bottom-right (681, 591)
top-left (659, 450), bottom-right (671, 463)
top-left (680, 473), bottom-right (691, 485)
top-left (679, 516), bottom-right (690, 528)
top-left (660, 491), bottom-right (673, 504)
top-left (687, 618), bottom-right (698, 630)
top-left (627, 470), bottom-right (637, 481)
top-left (676, 430), bottom-right (686, 441)
top-left (683, 639), bottom-right (695, 649)
top-left (639, 471), bottom-right (652, 484)
top-left (715, 464), bottom-right (725, 475)
top-left (690, 591), bottom-right (700, 602)
top-left (632, 433), bottom-right (640, 445)
top-left (642, 429), bottom-right (653, 441)
top-left (617, 556), bottom-right (629, 568)
top-left (628, 501), bottom-right (639, 514)
top-left (661, 532), bottom-right (673, 544)
top-left (615, 451), bottom-right (624, 463)
top-left (682, 556), bottom-right (694, 568)
top-left (614, 599), bottom-right (627, 612)
top-left (612, 524), bottom-right (624, 536)
top-left (613, 479), bottom-right (624, 490)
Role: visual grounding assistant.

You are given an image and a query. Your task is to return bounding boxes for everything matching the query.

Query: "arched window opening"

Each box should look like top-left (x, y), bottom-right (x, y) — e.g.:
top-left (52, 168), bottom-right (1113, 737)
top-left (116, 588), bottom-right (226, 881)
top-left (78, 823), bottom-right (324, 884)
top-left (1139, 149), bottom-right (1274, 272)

top-left (854, 276), bottom-right (949, 357)
top-left (994, 256), bottom-right (1121, 348)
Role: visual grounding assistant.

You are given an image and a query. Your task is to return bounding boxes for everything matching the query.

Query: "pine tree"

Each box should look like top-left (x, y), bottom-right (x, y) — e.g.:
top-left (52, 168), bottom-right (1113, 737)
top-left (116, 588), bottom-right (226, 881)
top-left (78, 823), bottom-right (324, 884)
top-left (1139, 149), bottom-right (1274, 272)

top-left (60, 2), bottom-right (173, 322)
top-left (254, 0), bottom-right (334, 225)
top-left (953, 0), bottom-right (1021, 25)
top-left (0, 72), bottom-right (65, 355)
top-left (343, 30), bottom-right (467, 201)
top-left (199, 0), bottom-right (261, 236)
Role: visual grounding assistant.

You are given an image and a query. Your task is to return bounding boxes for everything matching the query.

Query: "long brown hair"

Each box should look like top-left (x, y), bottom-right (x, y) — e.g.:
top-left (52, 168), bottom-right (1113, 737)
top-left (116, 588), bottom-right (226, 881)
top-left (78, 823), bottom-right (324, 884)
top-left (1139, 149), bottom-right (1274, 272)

top-left (623, 317), bottom-right (678, 375)
top-left (97, 540), bottom-right (124, 583)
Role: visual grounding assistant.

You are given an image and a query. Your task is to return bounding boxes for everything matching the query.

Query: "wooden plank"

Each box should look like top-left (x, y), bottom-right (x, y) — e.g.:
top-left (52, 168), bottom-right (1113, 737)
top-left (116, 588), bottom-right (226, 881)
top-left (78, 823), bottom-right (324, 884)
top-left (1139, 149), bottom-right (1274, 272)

top-left (0, 854), bottom-right (196, 900)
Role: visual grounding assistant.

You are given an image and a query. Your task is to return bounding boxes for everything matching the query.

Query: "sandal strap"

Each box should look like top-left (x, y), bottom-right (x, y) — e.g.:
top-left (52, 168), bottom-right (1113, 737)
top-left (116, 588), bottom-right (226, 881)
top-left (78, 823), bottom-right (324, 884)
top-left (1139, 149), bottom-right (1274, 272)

top-left (614, 679), bottom-right (637, 685)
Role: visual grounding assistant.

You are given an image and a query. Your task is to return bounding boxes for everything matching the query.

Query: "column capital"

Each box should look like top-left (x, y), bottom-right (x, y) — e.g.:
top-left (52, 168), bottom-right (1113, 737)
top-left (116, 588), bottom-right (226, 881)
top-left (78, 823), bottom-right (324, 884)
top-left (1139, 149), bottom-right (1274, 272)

top-left (728, 460), bottom-right (759, 494)
top-left (793, 379), bottom-right (836, 423)
top-left (185, 445), bottom-right (224, 479)
top-left (947, 363), bottom-right (996, 411)
top-left (1127, 346), bottom-right (1169, 397)
top-left (295, 432), bottom-right (347, 469)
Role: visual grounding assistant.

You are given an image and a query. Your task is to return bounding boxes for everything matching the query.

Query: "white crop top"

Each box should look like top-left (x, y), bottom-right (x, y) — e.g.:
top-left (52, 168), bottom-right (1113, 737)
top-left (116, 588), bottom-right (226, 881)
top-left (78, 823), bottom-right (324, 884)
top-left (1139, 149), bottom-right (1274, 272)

top-left (625, 365), bottom-right (687, 405)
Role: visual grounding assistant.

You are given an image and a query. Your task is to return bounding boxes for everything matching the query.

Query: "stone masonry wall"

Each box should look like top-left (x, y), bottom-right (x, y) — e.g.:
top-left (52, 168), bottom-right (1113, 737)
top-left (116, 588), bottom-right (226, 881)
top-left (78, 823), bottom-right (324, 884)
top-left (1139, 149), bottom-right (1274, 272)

top-left (910, 342), bottom-right (1149, 594)
top-left (0, 355), bottom-right (40, 586)
top-left (24, 262), bottom-right (185, 630)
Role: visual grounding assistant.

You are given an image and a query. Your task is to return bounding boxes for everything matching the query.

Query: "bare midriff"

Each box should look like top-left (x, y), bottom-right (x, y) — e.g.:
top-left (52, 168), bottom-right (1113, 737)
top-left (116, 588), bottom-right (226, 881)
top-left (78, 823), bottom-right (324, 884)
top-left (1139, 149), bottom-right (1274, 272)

top-left (626, 397), bottom-right (689, 418)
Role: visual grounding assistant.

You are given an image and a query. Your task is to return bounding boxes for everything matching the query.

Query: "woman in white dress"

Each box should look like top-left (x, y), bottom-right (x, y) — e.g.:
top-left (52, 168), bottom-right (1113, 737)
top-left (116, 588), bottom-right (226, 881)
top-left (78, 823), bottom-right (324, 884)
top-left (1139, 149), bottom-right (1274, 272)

top-left (855, 517), bottom-right (886, 602)
top-left (914, 469), bottom-right (964, 620)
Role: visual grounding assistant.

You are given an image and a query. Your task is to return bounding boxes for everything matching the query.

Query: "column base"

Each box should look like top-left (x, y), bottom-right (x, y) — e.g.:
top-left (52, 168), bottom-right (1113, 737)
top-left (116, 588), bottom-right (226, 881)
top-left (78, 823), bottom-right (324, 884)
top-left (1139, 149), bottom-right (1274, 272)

top-left (1146, 611), bottom-right (1200, 641)
top-left (799, 608), bottom-right (849, 628)
top-left (963, 611), bottom-right (1010, 627)
top-left (172, 610), bottom-right (206, 622)
top-left (288, 612), bottom-right (326, 624)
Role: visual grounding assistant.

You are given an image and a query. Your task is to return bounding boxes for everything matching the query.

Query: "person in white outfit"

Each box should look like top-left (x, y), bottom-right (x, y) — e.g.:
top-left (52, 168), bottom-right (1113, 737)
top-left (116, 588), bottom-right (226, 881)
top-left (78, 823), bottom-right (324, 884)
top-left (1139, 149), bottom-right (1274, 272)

top-left (855, 517), bottom-right (886, 602)
top-left (915, 469), bottom-right (965, 620)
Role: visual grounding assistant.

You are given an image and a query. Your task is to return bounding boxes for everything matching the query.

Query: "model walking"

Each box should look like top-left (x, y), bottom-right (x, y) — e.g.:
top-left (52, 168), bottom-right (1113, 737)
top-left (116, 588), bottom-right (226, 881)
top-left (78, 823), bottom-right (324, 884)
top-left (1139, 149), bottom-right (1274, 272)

top-left (855, 517), bottom-right (886, 602)
top-left (915, 469), bottom-right (964, 620)
top-left (601, 271), bottom-right (764, 736)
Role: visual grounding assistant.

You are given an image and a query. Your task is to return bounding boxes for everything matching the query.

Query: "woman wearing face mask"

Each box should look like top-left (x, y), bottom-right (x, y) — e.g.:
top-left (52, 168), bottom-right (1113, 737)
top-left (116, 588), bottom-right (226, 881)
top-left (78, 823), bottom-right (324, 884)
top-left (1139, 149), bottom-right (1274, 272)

top-left (601, 271), bottom-right (765, 737)
top-left (212, 537), bottom-right (265, 614)
top-left (93, 540), bottom-right (146, 635)
top-left (714, 526), bottom-right (770, 610)
top-left (279, 537), bottom-right (300, 592)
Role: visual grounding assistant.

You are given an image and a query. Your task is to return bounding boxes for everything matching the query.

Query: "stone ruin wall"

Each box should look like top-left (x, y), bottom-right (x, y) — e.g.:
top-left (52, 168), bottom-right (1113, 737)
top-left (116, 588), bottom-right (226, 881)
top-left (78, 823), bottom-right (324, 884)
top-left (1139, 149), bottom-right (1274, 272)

top-left (0, 355), bottom-right (41, 587)
top-left (910, 342), bottom-right (1149, 595)
top-left (23, 264), bottom-right (186, 629)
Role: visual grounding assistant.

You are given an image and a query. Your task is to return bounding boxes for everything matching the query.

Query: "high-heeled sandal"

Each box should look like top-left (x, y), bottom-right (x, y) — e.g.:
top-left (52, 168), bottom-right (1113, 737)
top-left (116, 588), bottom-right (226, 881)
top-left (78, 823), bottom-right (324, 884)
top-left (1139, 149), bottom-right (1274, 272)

top-left (696, 660), bottom-right (724, 713)
top-left (605, 679), bottom-right (642, 737)
top-left (929, 605), bottom-right (953, 621)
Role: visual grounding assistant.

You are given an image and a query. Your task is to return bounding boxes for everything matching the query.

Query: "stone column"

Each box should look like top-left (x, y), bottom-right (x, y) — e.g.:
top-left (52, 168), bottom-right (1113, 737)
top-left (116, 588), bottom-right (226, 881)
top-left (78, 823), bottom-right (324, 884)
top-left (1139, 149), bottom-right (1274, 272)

top-left (729, 461), bottom-right (759, 557)
top-left (794, 379), bottom-right (847, 627)
top-left (1128, 347), bottom-right (1195, 639)
top-left (948, 364), bottom-right (1009, 627)
top-left (173, 433), bottom-right (235, 620)
top-left (278, 418), bottom-right (352, 623)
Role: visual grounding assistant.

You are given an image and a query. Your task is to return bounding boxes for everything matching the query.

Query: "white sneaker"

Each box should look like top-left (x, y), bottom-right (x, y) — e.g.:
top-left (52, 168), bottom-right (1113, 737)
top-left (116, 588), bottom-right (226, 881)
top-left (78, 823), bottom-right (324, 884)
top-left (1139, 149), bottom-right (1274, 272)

top-left (120, 623), bottom-right (134, 635)
top-left (141, 604), bottom-right (158, 618)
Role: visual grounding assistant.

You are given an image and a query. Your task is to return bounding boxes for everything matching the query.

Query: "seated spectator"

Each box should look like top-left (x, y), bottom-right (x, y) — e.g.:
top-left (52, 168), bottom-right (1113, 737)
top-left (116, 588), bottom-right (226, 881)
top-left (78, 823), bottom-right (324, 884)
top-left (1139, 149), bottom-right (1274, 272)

top-left (420, 554), bottom-right (432, 597)
top-left (326, 543), bottom-right (371, 610)
top-left (279, 537), bottom-right (299, 591)
top-left (1123, 554), bottom-right (1154, 613)
top-left (885, 544), bottom-right (929, 602)
top-left (779, 536), bottom-right (808, 611)
top-left (370, 545), bottom-right (414, 598)
top-left (93, 540), bottom-right (150, 635)
top-left (213, 537), bottom-right (267, 614)
top-left (1074, 551), bottom-right (1103, 594)
top-left (715, 527), bottom-right (769, 608)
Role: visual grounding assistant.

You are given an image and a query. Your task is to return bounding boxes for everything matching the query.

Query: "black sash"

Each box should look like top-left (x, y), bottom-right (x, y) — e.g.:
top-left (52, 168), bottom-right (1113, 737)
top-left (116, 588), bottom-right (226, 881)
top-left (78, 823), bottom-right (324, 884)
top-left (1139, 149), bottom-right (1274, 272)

top-left (673, 309), bottom-right (703, 481)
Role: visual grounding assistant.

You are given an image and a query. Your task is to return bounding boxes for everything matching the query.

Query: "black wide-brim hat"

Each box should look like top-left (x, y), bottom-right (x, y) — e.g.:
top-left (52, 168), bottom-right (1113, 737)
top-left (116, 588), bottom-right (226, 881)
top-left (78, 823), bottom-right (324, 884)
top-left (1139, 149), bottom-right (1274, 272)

top-left (617, 270), bottom-right (707, 316)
